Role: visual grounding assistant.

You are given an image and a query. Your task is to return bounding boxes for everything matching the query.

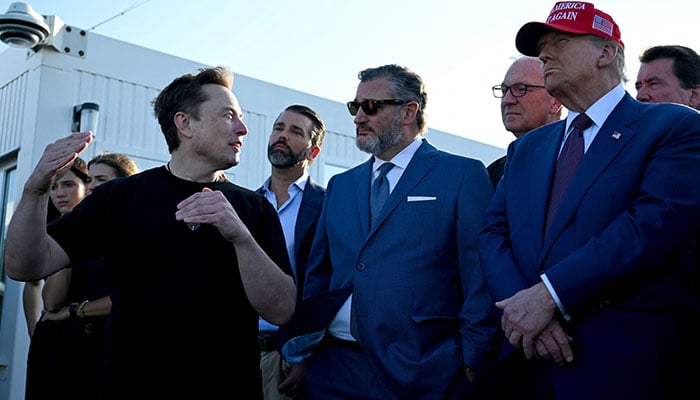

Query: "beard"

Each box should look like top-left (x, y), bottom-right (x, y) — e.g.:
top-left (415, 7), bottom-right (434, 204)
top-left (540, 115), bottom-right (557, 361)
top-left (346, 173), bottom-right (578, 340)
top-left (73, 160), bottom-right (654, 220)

top-left (267, 141), bottom-right (309, 168)
top-left (356, 112), bottom-right (404, 156)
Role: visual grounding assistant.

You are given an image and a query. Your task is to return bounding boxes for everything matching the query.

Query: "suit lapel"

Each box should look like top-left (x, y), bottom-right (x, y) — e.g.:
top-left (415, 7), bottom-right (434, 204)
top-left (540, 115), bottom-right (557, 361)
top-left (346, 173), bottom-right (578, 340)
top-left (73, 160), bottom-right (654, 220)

top-left (370, 140), bottom-right (437, 231)
top-left (294, 178), bottom-right (323, 258)
top-left (527, 123), bottom-right (564, 247)
top-left (354, 160), bottom-right (374, 235)
top-left (543, 95), bottom-right (640, 249)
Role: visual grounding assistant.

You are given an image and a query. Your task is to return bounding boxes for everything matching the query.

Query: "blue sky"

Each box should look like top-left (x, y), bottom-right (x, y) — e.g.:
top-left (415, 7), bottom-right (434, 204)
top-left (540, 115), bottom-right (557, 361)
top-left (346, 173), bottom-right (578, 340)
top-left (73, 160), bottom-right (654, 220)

top-left (2, 0), bottom-right (698, 149)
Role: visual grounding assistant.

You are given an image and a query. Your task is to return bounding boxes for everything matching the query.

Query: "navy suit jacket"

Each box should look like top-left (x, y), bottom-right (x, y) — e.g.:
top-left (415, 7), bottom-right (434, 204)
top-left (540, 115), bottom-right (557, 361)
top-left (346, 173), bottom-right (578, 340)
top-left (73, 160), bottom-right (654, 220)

top-left (282, 139), bottom-right (500, 398)
top-left (290, 177), bottom-right (325, 301)
top-left (478, 94), bottom-right (700, 398)
top-left (257, 176), bottom-right (325, 301)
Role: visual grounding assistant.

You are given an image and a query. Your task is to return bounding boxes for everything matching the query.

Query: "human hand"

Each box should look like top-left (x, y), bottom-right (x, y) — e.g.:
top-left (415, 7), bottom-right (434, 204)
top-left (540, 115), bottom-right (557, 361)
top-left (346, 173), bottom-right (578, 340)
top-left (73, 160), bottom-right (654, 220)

top-left (39, 307), bottom-right (70, 322)
top-left (174, 187), bottom-right (250, 243)
top-left (532, 319), bottom-right (574, 364)
top-left (278, 362), bottom-right (306, 395)
top-left (464, 366), bottom-right (476, 383)
top-left (495, 282), bottom-right (557, 358)
top-left (25, 131), bottom-right (93, 195)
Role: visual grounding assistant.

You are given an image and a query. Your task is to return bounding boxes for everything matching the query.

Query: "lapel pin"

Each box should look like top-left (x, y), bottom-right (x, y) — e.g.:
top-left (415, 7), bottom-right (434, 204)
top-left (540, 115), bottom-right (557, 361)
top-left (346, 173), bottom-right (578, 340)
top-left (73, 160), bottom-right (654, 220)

top-left (611, 132), bottom-right (621, 140)
top-left (187, 223), bottom-right (200, 231)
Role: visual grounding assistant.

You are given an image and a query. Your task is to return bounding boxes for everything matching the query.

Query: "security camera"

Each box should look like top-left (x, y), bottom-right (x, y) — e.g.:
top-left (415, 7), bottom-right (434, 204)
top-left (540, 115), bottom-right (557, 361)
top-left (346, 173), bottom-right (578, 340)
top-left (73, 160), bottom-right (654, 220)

top-left (0, 3), bottom-right (87, 58)
top-left (0, 2), bottom-right (50, 48)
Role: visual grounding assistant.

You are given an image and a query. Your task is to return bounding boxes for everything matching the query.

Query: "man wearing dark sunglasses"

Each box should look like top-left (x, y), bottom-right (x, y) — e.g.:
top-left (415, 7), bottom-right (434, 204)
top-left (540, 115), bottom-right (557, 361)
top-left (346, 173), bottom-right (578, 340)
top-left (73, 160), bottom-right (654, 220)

top-left (280, 64), bottom-right (500, 399)
top-left (487, 56), bottom-right (562, 189)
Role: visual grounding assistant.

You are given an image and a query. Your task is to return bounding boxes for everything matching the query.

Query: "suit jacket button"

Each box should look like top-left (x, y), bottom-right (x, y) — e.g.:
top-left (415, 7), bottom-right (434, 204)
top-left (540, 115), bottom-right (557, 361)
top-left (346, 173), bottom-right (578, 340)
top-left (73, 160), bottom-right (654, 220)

top-left (356, 263), bottom-right (365, 271)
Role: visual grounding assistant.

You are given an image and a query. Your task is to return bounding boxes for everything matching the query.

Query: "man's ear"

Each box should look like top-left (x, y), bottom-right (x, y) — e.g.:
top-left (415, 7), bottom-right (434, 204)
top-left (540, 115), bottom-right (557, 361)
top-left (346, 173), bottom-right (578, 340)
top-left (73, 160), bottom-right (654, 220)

top-left (174, 112), bottom-right (193, 138)
top-left (598, 44), bottom-right (618, 68)
top-left (307, 145), bottom-right (321, 162)
top-left (402, 101), bottom-right (419, 125)
top-left (688, 84), bottom-right (700, 111)
top-left (550, 99), bottom-right (563, 116)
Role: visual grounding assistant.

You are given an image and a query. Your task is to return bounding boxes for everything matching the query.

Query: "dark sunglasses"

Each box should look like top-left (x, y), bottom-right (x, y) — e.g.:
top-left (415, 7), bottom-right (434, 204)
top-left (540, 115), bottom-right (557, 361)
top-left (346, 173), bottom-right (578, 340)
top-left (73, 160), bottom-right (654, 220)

top-left (346, 99), bottom-right (408, 116)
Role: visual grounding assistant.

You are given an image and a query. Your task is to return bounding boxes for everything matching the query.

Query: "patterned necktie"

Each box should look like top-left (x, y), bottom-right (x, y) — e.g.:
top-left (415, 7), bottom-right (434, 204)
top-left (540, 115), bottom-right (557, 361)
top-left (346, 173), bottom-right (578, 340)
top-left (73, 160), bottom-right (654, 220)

top-left (545, 113), bottom-right (593, 233)
top-left (370, 162), bottom-right (394, 225)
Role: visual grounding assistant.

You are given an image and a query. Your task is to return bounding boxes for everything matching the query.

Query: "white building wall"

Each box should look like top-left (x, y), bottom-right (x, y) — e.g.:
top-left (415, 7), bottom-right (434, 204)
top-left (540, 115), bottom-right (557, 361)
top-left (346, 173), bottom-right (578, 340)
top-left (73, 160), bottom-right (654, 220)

top-left (0, 27), bottom-right (504, 400)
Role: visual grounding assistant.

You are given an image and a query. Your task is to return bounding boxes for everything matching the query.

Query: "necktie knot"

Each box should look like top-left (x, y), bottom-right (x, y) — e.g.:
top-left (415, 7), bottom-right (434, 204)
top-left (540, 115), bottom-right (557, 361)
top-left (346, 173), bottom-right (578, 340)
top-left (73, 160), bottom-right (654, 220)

top-left (571, 113), bottom-right (593, 133)
top-left (376, 162), bottom-right (394, 180)
top-left (370, 162), bottom-right (394, 224)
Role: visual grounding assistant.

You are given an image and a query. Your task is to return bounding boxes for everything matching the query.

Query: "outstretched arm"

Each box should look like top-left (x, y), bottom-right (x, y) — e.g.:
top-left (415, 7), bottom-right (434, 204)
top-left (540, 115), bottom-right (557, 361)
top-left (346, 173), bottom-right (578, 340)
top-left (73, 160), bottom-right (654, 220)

top-left (5, 132), bottom-right (93, 281)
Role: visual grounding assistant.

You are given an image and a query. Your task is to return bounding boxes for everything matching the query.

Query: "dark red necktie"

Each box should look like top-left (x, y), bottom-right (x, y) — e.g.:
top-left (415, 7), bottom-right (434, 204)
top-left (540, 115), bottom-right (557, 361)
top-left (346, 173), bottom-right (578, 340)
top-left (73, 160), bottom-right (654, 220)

top-left (545, 113), bottom-right (593, 233)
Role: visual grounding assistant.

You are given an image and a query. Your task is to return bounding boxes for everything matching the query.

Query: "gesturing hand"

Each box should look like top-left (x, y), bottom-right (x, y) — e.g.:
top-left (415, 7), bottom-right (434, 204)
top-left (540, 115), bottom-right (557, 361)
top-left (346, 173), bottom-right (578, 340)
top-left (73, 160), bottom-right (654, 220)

top-left (26, 131), bottom-right (93, 194)
top-left (175, 187), bottom-right (250, 243)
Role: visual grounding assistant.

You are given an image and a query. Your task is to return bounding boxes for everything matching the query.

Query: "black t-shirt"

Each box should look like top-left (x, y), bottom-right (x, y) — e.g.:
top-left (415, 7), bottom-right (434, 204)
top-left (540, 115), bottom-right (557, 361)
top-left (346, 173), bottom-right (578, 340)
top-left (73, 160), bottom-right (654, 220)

top-left (48, 166), bottom-right (291, 399)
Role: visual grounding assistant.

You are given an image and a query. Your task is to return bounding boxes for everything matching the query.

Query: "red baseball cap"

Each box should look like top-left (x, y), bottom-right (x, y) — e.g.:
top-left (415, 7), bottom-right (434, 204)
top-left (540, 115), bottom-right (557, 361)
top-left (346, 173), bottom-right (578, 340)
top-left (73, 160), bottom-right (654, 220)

top-left (515, 2), bottom-right (623, 56)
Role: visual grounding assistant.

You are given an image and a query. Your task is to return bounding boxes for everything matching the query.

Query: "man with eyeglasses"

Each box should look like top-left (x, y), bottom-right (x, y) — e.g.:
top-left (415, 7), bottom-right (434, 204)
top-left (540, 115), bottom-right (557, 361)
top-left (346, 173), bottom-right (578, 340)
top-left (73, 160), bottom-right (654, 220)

top-left (278, 64), bottom-right (500, 399)
top-left (487, 56), bottom-right (563, 189)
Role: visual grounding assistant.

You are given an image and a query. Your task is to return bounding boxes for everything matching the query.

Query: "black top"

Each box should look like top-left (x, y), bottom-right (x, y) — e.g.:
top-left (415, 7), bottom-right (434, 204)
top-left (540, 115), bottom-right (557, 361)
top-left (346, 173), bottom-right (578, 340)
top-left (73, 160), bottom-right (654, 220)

top-left (487, 155), bottom-right (506, 190)
top-left (48, 166), bottom-right (291, 399)
top-left (25, 256), bottom-right (109, 400)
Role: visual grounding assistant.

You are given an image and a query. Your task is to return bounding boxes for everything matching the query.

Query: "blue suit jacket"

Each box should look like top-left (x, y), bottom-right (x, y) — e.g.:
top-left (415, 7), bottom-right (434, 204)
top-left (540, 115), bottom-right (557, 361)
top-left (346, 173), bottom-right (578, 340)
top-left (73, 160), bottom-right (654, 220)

top-left (282, 139), bottom-right (499, 398)
top-left (478, 94), bottom-right (700, 398)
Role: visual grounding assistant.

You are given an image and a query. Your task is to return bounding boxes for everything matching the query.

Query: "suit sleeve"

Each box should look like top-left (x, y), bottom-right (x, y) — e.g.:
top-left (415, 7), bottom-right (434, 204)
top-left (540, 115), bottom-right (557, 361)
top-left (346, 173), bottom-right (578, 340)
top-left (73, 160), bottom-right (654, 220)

top-left (546, 110), bottom-right (700, 315)
top-left (477, 140), bottom-right (532, 302)
top-left (457, 159), bottom-right (501, 369)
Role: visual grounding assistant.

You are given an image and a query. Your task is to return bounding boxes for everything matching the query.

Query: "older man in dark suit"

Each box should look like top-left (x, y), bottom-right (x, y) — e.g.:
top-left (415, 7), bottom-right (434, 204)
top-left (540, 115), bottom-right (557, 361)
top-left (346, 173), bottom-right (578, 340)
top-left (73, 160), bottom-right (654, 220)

top-left (478, 2), bottom-right (700, 399)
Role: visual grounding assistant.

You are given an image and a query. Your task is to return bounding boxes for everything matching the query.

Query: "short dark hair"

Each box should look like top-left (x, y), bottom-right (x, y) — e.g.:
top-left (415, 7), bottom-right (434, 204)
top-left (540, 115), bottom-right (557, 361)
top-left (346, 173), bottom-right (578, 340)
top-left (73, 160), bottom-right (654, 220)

top-left (357, 64), bottom-right (428, 133)
top-left (639, 45), bottom-right (700, 89)
top-left (279, 104), bottom-right (326, 148)
top-left (152, 66), bottom-right (234, 153)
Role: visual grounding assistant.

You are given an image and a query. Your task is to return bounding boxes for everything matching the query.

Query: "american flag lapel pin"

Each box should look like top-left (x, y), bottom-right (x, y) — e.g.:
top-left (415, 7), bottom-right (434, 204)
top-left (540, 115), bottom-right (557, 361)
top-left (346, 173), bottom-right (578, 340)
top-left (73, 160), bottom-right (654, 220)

top-left (611, 132), bottom-right (622, 140)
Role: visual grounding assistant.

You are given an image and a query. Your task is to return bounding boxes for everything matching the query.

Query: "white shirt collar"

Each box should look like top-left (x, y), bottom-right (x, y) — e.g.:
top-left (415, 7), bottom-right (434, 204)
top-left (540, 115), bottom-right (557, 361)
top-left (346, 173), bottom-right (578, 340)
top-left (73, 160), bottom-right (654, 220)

top-left (566, 83), bottom-right (626, 130)
top-left (372, 138), bottom-right (422, 173)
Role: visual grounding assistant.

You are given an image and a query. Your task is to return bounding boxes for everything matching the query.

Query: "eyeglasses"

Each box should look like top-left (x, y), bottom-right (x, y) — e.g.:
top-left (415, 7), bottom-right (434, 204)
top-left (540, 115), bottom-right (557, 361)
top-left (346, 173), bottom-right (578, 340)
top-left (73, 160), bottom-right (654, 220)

top-left (492, 84), bottom-right (546, 98)
top-left (346, 99), bottom-right (408, 116)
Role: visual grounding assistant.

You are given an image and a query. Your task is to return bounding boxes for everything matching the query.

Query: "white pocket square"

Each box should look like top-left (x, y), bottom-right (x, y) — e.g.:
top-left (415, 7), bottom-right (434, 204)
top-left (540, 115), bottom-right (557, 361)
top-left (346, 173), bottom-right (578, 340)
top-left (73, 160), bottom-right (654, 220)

top-left (407, 196), bottom-right (437, 202)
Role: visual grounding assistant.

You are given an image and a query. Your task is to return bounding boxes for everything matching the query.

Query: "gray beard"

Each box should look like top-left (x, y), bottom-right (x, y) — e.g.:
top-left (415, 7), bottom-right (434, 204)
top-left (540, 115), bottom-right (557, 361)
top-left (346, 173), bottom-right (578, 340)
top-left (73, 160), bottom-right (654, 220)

top-left (356, 113), bottom-right (404, 156)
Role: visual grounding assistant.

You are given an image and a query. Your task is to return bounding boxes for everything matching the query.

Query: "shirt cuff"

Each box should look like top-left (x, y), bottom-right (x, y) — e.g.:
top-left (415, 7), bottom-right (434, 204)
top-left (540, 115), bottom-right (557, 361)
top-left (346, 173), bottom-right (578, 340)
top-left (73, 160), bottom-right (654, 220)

top-left (540, 273), bottom-right (571, 321)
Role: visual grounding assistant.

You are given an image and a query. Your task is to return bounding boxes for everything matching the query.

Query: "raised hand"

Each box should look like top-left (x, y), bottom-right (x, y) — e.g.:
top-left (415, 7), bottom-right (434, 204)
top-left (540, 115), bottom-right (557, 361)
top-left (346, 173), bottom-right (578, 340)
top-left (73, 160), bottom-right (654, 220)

top-left (25, 131), bottom-right (93, 194)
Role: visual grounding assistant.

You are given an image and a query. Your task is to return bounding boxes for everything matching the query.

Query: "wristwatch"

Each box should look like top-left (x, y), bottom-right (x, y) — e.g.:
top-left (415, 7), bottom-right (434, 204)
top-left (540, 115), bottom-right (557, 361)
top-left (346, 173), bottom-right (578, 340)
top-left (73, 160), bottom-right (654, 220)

top-left (69, 303), bottom-right (79, 318)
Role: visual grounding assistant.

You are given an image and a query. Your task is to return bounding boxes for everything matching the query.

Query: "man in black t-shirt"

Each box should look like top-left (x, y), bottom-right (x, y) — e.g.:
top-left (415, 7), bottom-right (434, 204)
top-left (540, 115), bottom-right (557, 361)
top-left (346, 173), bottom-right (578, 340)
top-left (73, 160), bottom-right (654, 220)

top-left (5, 66), bottom-right (295, 400)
